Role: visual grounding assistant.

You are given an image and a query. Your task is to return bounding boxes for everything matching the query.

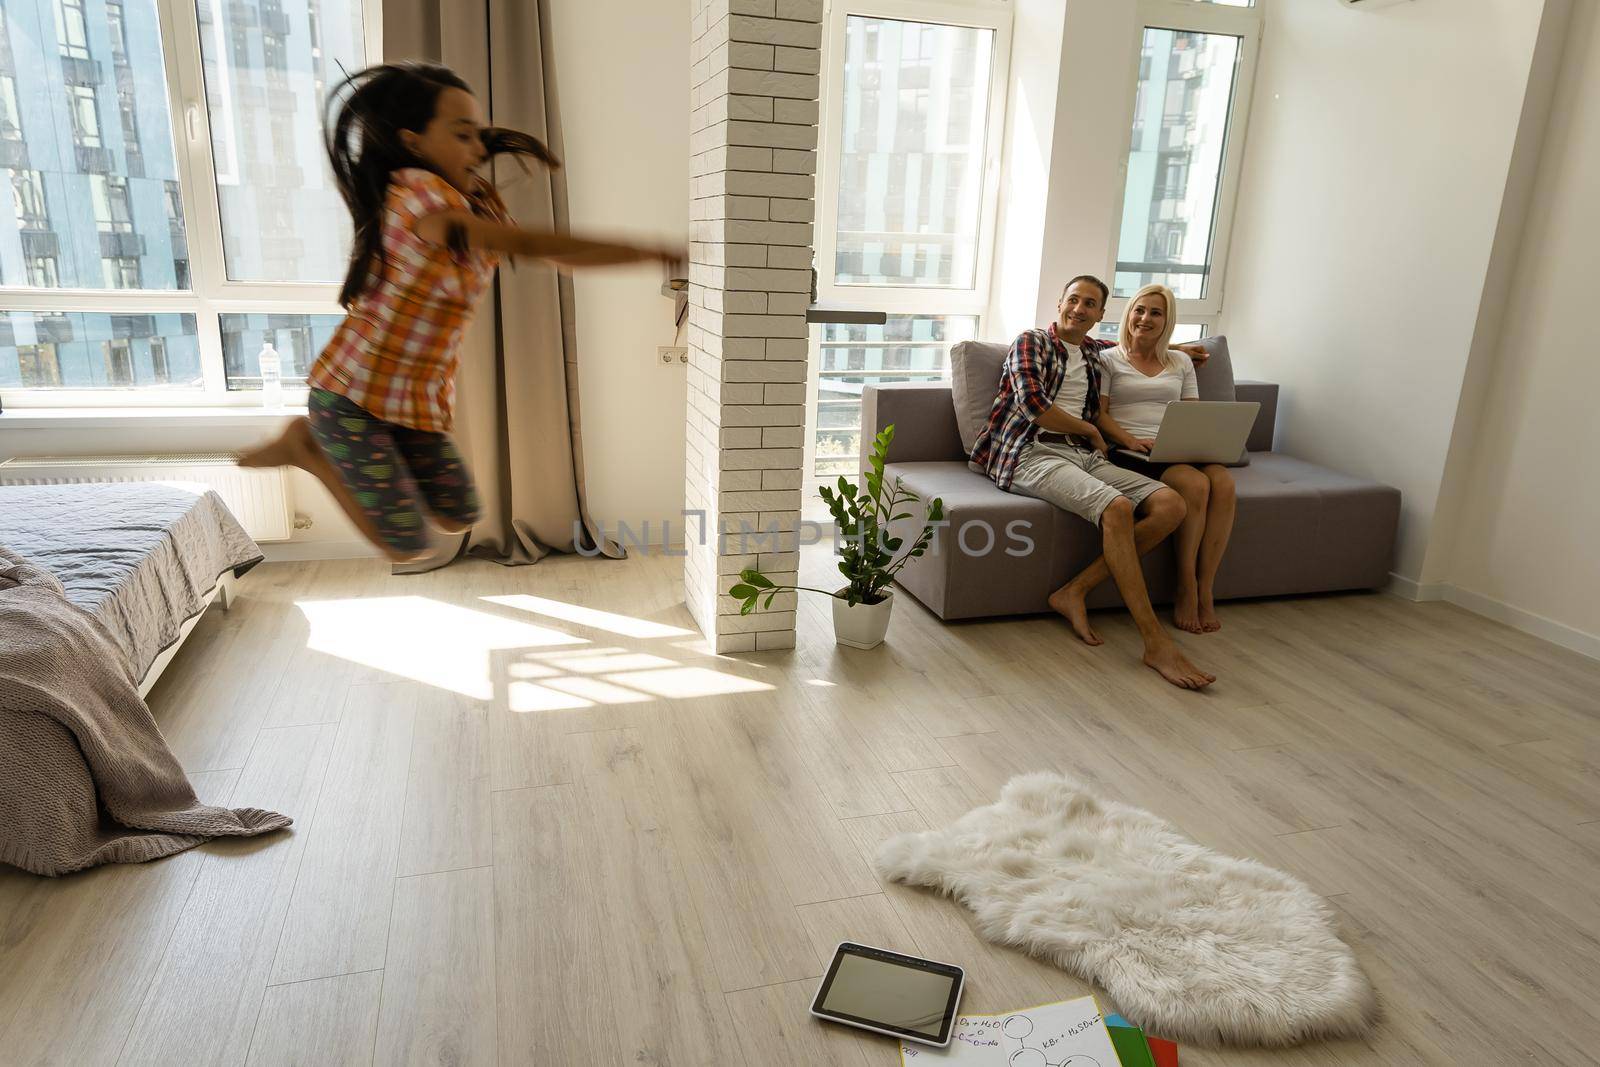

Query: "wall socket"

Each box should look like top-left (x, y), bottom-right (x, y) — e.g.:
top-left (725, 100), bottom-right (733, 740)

top-left (657, 346), bottom-right (688, 366)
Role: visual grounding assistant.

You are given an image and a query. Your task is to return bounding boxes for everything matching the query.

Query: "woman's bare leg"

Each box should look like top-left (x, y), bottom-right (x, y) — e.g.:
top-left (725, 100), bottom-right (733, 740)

top-left (238, 418), bottom-right (426, 563)
top-left (1160, 465), bottom-right (1209, 634)
top-left (1196, 464), bottom-right (1237, 632)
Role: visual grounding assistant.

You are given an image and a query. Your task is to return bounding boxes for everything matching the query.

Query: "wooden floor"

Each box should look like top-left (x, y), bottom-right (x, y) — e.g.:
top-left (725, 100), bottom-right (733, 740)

top-left (2, 545), bottom-right (1598, 1066)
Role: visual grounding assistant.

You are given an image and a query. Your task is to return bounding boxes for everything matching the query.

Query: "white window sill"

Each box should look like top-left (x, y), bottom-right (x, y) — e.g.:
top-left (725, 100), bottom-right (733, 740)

top-left (0, 406), bottom-right (307, 431)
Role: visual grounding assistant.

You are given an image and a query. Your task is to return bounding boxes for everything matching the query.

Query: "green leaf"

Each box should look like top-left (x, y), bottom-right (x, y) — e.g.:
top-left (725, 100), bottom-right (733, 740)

top-left (764, 591), bottom-right (777, 609)
top-left (740, 600), bottom-right (755, 615)
top-left (728, 584), bottom-right (756, 599)
top-left (885, 537), bottom-right (903, 551)
top-left (745, 572), bottom-right (774, 589)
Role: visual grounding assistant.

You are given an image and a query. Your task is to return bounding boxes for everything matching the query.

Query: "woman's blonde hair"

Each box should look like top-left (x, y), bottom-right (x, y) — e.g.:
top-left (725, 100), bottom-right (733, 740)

top-left (1119, 283), bottom-right (1180, 368)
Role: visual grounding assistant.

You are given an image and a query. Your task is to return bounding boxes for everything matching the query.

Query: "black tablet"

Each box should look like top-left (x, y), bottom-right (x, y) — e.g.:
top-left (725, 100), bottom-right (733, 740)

top-left (809, 942), bottom-right (965, 1047)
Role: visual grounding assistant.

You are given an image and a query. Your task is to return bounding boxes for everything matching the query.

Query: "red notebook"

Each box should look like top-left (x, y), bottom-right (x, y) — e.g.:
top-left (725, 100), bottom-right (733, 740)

top-left (1147, 1036), bottom-right (1179, 1067)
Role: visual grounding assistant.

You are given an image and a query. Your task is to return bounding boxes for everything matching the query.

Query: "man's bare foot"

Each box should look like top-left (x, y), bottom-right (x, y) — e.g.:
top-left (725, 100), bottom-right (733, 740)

top-left (1143, 641), bottom-right (1216, 690)
top-left (1048, 584), bottom-right (1103, 646)
top-left (1198, 593), bottom-right (1221, 633)
top-left (1173, 582), bottom-right (1204, 634)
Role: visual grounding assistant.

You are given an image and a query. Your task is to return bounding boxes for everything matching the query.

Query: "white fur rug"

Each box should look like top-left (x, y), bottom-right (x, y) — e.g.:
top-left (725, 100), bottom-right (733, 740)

top-left (874, 773), bottom-right (1377, 1047)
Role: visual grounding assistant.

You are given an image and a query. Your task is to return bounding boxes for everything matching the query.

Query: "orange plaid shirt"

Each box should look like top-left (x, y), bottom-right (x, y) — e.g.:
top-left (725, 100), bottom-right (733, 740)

top-left (308, 168), bottom-right (502, 432)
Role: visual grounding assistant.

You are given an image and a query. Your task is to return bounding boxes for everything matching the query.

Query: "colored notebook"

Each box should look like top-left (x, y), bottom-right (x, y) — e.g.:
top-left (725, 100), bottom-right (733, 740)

top-left (1104, 1013), bottom-right (1178, 1067)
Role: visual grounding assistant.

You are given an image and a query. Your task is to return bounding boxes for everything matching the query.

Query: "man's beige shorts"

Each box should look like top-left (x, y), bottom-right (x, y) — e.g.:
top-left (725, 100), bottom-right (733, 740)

top-left (1007, 439), bottom-right (1164, 525)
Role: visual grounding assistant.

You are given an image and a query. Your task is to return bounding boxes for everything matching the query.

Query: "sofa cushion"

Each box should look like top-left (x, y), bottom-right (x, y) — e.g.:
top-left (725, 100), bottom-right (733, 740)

top-left (950, 340), bottom-right (1008, 456)
top-left (1191, 334), bottom-right (1236, 401)
top-left (886, 452), bottom-right (1400, 620)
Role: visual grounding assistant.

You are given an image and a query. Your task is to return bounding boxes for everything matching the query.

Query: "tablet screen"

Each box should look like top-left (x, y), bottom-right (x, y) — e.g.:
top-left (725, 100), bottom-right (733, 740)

top-left (813, 945), bottom-right (963, 1042)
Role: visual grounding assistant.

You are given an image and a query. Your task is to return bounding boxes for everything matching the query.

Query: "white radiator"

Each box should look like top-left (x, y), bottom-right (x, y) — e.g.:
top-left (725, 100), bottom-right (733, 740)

top-left (0, 453), bottom-right (293, 542)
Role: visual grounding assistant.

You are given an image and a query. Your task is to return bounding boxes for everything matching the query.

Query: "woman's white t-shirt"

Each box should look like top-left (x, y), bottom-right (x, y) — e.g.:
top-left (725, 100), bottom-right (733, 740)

top-left (1102, 346), bottom-right (1199, 440)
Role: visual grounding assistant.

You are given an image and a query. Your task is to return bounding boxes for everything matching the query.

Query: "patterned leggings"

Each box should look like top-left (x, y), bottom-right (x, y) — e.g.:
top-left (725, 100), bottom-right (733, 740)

top-left (306, 389), bottom-right (481, 553)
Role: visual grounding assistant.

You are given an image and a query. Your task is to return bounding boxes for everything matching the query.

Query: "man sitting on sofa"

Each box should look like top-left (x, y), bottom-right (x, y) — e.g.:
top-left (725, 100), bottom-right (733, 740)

top-left (969, 275), bottom-right (1215, 690)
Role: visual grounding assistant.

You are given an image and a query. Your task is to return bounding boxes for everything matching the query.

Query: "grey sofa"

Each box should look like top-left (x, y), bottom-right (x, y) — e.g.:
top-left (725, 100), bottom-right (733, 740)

top-left (866, 337), bottom-right (1401, 620)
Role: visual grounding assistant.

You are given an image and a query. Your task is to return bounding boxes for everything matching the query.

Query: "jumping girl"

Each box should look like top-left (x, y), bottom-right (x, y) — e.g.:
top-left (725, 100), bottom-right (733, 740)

top-left (239, 62), bottom-right (679, 561)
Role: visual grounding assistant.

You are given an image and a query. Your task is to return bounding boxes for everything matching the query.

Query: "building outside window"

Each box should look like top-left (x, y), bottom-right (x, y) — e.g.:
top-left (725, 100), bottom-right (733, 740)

top-left (1, 0), bottom-right (374, 400)
top-left (812, 2), bottom-right (1010, 478)
top-left (1111, 1), bottom-right (1259, 317)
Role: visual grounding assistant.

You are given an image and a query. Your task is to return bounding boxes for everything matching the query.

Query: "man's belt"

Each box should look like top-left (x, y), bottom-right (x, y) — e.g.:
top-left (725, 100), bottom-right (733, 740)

top-left (1036, 431), bottom-right (1078, 445)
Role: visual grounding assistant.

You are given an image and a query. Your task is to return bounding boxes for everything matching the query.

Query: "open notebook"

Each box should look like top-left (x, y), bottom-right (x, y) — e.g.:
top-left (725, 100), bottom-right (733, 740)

top-left (900, 995), bottom-right (1121, 1066)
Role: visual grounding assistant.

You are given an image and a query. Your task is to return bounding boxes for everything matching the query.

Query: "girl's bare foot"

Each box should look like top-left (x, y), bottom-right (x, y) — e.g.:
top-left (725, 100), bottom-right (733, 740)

top-left (236, 421), bottom-right (303, 469)
top-left (1173, 581), bottom-right (1205, 634)
top-left (1199, 593), bottom-right (1221, 632)
top-left (1048, 583), bottom-right (1103, 646)
top-left (1143, 640), bottom-right (1216, 690)
top-left (237, 418), bottom-right (425, 563)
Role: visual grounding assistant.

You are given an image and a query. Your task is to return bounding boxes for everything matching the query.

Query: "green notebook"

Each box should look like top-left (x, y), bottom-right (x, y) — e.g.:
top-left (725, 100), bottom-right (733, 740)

top-left (1106, 1019), bottom-right (1156, 1067)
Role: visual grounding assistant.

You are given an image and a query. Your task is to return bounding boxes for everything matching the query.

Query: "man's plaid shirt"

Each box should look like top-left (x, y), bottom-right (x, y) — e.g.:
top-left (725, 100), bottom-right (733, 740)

top-left (969, 322), bottom-right (1115, 490)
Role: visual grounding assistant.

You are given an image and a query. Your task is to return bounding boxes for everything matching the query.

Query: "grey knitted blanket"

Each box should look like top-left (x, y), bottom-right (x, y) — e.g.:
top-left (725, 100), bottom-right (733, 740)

top-left (0, 546), bottom-right (290, 876)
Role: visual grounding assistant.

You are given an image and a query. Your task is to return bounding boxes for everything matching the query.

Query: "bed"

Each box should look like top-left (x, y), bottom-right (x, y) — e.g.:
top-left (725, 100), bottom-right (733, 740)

top-left (0, 482), bottom-right (264, 696)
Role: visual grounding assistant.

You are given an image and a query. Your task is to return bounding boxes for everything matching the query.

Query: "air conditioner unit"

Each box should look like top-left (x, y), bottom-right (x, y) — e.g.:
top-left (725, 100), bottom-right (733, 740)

top-left (1340, 0), bottom-right (1412, 9)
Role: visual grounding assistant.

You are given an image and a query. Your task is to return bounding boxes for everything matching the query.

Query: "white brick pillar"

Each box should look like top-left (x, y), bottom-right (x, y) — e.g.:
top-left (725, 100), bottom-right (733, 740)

top-left (685, 0), bottom-right (821, 653)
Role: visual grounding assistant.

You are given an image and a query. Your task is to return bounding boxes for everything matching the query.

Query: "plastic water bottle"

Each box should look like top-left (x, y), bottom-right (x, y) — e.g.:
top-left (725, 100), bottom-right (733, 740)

top-left (259, 342), bottom-right (283, 409)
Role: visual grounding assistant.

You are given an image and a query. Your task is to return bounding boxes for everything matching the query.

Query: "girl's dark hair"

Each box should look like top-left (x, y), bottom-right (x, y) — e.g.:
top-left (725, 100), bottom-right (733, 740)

top-left (326, 61), bottom-right (562, 307)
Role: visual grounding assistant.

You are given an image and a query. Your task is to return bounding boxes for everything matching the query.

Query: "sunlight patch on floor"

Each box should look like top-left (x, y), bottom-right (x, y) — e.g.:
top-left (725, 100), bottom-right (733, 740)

top-left (482, 594), bottom-right (695, 639)
top-left (299, 595), bottom-right (588, 699)
top-left (599, 666), bottom-right (772, 699)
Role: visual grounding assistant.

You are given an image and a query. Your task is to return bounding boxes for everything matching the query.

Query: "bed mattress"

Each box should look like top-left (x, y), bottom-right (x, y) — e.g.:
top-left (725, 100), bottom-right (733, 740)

top-left (0, 482), bottom-right (263, 683)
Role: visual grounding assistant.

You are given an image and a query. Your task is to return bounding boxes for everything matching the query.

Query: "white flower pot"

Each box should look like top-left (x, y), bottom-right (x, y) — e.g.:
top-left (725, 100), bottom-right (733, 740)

top-left (832, 589), bottom-right (894, 650)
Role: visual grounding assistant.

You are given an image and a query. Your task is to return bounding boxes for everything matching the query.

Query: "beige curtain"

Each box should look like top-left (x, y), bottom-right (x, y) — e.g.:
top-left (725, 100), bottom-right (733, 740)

top-left (386, 0), bottom-right (620, 571)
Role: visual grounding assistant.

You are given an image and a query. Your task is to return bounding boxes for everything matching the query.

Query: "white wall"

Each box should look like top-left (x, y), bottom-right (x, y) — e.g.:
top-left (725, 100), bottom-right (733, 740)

top-left (1220, 0), bottom-right (1547, 580)
top-left (547, 0), bottom-right (691, 540)
top-left (1443, 0), bottom-right (1600, 648)
top-left (1032, 0), bottom-right (1144, 330)
top-left (987, 0), bottom-right (1066, 339)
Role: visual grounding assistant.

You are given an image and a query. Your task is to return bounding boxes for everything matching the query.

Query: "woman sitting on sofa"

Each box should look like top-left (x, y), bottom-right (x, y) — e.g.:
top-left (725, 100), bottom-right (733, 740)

top-left (1094, 283), bottom-right (1236, 634)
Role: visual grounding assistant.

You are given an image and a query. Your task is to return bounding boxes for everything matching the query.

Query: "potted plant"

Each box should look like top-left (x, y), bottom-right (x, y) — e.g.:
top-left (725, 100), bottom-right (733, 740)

top-left (729, 425), bottom-right (944, 650)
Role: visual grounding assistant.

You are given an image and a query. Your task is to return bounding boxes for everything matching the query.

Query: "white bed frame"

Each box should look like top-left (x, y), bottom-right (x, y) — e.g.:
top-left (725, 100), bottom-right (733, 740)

top-left (136, 572), bottom-right (238, 699)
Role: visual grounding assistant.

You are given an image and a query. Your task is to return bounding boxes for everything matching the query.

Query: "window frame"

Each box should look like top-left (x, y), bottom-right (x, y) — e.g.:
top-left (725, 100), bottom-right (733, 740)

top-left (809, 0), bottom-right (1013, 480)
top-left (1, 0), bottom-right (383, 409)
top-left (1102, 0), bottom-right (1261, 323)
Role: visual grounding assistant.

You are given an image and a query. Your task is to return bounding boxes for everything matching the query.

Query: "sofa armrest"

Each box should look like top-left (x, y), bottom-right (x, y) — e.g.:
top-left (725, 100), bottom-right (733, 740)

top-left (1236, 380), bottom-right (1279, 453)
top-left (861, 384), bottom-right (967, 468)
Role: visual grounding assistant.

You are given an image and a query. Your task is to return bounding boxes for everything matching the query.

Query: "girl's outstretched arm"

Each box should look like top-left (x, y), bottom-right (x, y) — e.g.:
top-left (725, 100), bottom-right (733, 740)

top-left (413, 210), bottom-right (679, 269)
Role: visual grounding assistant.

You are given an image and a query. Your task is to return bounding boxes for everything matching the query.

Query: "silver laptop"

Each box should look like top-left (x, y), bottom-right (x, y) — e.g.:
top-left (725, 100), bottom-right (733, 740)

top-left (1117, 401), bottom-right (1260, 464)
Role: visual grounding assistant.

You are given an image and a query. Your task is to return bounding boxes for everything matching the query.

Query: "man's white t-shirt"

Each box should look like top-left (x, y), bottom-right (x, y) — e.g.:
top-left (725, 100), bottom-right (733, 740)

top-left (1050, 343), bottom-right (1092, 419)
top-left (1101, 346), bottom-right (1199, 440)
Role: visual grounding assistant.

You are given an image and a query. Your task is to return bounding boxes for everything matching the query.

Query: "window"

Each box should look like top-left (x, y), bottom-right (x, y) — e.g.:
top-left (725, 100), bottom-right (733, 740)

top-left (1093, 321), bottom-right (1210, 345)
top-left (18, 343), bottom-right (63, 387)
top-left (0, 75), bottom-right (21, 142)
top-left (1, 310), bottom-right (201, 390)
top-left (1, 0), bottom-right (377, 405)
top-left (814, 1), bottom-right (1011, 479)
top-left (219, 312), bottom-right (344, 390)
top-left (66, 84), bottom-right (102, 147)
top-left (26, 255), bottom-right (60, 287)
top-left (1109, 1), bottom-right (1259, 319)
top-left (105, 255), bottom-right (143, 289)
top-left (815, 315), bottom-right (977, 476)
top-left (12, 170), bottom-right (50, 230)
top-left (55, 0), bottom-right (91, 60)
top-left (196, 0), bottom-right (366, 283)
top-left (106, 1), bottom-right (130, 66)
top-left (92, 175), bottom-right (135, 234)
